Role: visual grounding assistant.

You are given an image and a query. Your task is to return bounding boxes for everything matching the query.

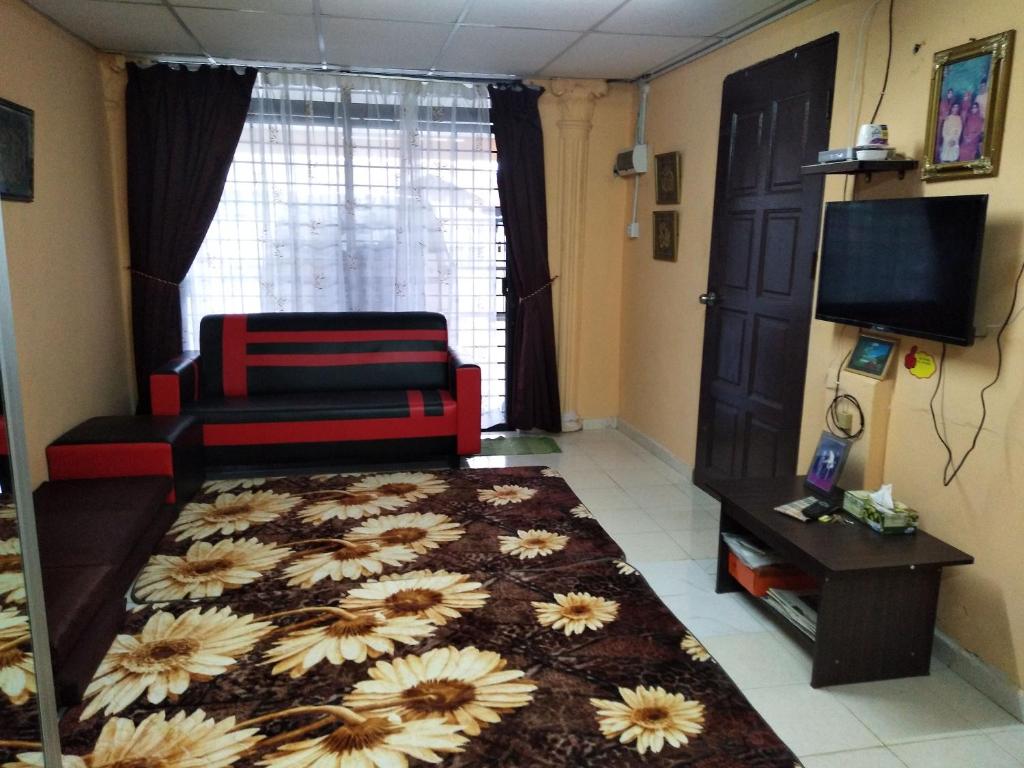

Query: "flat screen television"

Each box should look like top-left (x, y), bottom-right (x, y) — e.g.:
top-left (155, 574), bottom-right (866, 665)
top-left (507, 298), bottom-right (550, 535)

top-left (816, 195), bottom-right (987, 346)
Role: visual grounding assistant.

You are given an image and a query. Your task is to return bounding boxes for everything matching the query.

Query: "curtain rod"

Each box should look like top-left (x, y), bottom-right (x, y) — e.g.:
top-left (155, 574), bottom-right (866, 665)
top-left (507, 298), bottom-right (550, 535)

top-left (128, 54), bottom-right (521, 85)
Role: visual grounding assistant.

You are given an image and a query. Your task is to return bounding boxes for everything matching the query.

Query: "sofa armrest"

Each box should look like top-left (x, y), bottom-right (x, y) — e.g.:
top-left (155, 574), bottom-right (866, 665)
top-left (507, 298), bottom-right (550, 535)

top-left (150, 351), bottom-right (201, 416)
top-left (449, 348), bottom-right (481, 456)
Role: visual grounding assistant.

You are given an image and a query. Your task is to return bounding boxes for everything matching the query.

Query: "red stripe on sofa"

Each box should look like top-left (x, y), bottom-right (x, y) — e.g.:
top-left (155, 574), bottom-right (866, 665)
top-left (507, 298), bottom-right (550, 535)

top-left (222, 315), bottom-right (249, 397)
top-left (246, 329), bottom-right (448, 343)
top-left (203, 414), bottom-right (457, 446)
top-left (246, 351), bottom-right (449, 367)
top-left (45, 443), bottom-right (177, 503)
top-left (150, 374), bottom-right (181, 416)
top-left (407, 390), bottom-right (425, 418)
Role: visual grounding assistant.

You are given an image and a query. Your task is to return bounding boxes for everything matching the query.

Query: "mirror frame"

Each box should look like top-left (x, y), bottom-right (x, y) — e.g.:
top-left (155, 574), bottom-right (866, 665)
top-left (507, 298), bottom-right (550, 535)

top-left (0, 200), bottom-right (62, 764)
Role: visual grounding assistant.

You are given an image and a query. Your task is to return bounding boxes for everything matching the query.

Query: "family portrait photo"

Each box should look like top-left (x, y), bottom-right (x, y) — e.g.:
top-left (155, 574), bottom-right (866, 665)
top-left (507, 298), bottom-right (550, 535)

top-left (924, 30), bottom-right (1014, 180)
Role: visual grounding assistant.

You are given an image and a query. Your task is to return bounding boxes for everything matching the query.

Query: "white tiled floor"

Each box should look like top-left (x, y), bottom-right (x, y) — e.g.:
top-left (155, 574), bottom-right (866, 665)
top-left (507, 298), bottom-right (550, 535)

top-left (468, 428), bottom-right (1024, 767)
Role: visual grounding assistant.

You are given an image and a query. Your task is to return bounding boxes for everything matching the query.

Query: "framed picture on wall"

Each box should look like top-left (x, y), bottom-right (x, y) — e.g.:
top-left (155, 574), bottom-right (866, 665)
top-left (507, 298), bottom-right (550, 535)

top-left (655, 151), bottom-right (681, 204)
top-left (0, 97), bottom-right (34, 202)
top-left (844, 332), bottom-right (897, 380)
top-left (653, 210), bottom-right (678, 262)
top-left (923, 30), bottom-right (1014, 181)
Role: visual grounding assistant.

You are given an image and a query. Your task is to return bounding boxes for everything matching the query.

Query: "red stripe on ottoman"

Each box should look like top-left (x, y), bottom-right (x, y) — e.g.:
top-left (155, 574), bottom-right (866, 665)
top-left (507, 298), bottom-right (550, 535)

top-left (45, 443), bottom-right (177, 503)
top-left (203, 414), bottom-right (457, 446)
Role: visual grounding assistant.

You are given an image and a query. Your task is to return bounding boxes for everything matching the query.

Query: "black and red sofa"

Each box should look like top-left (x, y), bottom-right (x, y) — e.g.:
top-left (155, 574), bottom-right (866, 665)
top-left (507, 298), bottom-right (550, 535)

top-left (150, 311), bottom-right (481, 470)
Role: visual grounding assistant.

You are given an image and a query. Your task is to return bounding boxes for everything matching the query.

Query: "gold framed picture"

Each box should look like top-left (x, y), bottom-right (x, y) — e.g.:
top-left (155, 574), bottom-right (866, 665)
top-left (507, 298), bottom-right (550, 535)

top-left (655, 151), bottom-right (681, 204)
top-left (923, 30), bottom-right (1014, 181)
top-left (653, 210), bottom-right (678, 262)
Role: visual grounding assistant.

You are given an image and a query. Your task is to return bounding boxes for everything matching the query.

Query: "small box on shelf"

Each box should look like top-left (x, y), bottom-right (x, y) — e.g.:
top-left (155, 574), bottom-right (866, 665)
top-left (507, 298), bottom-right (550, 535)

top-left (726, 552), bottom-right (817, 597)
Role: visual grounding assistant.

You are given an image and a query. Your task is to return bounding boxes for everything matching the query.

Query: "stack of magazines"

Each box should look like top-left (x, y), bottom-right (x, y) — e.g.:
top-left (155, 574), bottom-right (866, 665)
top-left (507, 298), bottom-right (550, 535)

top-left (764, 588), bottom-right (818, 639)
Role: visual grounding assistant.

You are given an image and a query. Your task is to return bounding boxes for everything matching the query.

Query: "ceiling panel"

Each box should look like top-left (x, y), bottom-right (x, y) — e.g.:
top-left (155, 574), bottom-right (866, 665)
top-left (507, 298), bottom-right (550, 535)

top-left (26, 0), bottom-right (200, 53)
top-left (464, 0), bottom-right (625, 32)
top-left (170, 0), bottom-right (312, 13)
top-left (177, 7), bottom-right (318, 62)
top-left (542, 31), bottom-right (704, 79)
top-left (322, 17), bottom-right (451, 71)
top-left (600, 0), bottom-right (784, 37)
top-left (436, 26), bottom-right (579, 77)
top-left (320, 0), bottom-right (465, 24)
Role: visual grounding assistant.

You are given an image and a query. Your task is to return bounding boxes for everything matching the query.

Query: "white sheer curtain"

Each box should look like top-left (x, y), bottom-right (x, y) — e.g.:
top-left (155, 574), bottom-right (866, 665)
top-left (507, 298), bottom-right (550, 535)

top-left (182, 72), bottom-right (505, 425)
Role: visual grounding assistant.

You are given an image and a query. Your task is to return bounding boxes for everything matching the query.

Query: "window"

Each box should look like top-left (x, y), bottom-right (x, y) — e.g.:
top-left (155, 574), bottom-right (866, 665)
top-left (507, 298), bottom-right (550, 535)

top-left (182, 72), bottom-right (506, 425)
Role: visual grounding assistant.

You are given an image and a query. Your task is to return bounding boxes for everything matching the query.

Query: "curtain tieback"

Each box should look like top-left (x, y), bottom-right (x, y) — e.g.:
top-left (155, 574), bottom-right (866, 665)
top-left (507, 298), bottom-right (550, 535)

top-left (128, 268), bottom-right (181, 289)
top-left (519, 275), bottom-right (559, 304)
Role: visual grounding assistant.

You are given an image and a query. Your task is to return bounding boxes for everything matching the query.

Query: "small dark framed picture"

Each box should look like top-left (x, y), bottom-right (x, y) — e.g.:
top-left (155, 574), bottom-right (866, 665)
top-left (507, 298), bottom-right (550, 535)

top-left (653, 210), bottom-right (678, 262)
top-left (845, 332), bottom-right (897, 380)
top-left (923, 30), bottom-right (1014, 181)
top-left (655, 150), bottom-right (681, 204)
top-left (805, 431), bottom-right (851, 494)
top-left (0, 97), bottom-right (34, 202)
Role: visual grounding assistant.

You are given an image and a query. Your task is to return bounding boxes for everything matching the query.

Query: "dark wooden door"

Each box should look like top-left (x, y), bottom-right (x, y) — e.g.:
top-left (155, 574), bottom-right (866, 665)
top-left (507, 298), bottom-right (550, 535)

top-left (694, 34), bottom-right (837, 488)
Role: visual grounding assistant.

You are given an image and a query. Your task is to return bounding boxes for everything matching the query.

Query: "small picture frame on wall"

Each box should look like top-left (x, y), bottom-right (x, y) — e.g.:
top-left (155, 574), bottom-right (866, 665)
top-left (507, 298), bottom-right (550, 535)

top-left (655, 151), bottom-right (681, 204)
top-left (0, 97), bottom-right (34, 202)
top-left (653, 210), bottom-right (678, 262)
top-left (844, 332), bottom-right (897, 380)
top-left (923, 29), bottom-right (1014, 181)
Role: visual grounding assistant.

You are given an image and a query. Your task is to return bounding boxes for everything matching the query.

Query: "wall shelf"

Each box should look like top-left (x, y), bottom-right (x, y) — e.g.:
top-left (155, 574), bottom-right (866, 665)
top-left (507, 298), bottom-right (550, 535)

top-left (800, 158), bottom-right (919, 181)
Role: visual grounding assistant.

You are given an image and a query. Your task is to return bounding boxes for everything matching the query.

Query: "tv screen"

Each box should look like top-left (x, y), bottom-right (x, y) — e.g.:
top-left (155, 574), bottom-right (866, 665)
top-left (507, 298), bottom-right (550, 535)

top-left (816, 195), bottom-right (987, 346)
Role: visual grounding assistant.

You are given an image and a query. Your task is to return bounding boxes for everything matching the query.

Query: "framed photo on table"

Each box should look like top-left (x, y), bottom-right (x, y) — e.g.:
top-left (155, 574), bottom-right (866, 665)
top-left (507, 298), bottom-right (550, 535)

top-left (923, 30), bottom-right (1014, 181)
top-left (806, 432), bottom-right (851, 494)
top-left (845, 333), bottom-right (897, 380)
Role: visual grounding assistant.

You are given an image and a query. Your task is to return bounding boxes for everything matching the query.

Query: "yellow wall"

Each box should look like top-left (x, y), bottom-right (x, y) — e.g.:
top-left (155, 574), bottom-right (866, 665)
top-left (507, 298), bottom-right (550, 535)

top-left (0, 0), bottom-right (133, 485)
top-left (619, 0), bottom-right (1024, 686)
top-left (536, 81), bottom-right (634, 422)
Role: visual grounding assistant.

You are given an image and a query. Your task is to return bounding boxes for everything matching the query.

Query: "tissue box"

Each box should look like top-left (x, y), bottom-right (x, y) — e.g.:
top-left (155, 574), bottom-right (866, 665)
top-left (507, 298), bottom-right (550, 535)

top-left (843, 490), bottom-right (919, 534)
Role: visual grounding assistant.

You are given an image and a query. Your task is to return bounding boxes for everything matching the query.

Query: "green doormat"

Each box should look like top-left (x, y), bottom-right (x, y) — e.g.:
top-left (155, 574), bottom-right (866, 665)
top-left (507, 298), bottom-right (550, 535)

top-left (479, 436), bottom-right (561, 456)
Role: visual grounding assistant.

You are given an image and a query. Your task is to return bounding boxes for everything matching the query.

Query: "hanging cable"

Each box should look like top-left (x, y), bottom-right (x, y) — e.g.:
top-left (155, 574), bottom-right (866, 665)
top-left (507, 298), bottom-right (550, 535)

top-left (826, 348), bottom-right (865, 440)
top-left (869, 0), bottom-right (895, 123)
top-left (929, 258), bottom-right (1024, 486)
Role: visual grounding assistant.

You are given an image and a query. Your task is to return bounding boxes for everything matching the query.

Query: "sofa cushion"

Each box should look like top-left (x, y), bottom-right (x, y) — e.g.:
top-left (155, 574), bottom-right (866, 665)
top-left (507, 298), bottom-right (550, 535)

top-left (186, 389), bottom-right (454, 423)
top-left (199, 312), bottom-right (450, 398)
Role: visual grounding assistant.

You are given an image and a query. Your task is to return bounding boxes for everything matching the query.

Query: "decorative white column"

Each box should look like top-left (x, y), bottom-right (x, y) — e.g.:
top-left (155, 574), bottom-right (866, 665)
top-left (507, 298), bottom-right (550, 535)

top-left (548, 79), bottom-right (607, 432)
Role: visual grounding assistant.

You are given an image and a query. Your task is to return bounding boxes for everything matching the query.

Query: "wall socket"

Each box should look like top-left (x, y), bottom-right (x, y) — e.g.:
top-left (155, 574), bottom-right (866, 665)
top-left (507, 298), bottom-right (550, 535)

top-left (626, 222), bottom-right (640, 239)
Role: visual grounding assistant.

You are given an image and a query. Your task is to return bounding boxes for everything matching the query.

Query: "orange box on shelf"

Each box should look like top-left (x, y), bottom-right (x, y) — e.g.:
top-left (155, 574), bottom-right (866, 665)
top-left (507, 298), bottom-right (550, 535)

top-left (727, 551), bottom-right (817, 597)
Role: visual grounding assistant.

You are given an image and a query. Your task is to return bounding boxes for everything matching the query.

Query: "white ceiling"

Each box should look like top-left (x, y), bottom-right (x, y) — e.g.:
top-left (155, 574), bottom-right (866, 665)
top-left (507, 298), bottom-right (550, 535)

top-left (25, 0), bottom-right (808, 80)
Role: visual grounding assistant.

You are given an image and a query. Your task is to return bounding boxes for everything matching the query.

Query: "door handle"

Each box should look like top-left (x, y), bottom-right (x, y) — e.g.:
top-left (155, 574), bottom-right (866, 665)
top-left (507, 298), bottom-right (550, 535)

top-left (698, 291), bottom-right (719, 307)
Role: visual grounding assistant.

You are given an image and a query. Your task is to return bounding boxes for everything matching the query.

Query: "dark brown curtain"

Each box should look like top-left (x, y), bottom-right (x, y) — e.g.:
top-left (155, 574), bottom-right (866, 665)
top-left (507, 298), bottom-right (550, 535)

top-left (126, 63), bottom-right (256, 411)
top-left (488, 84), bottom-right (561, 432)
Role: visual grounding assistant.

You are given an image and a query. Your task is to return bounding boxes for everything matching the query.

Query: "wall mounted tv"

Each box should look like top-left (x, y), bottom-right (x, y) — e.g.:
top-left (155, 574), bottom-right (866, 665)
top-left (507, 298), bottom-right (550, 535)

top-left (815, 195), bottom-right (988, 346)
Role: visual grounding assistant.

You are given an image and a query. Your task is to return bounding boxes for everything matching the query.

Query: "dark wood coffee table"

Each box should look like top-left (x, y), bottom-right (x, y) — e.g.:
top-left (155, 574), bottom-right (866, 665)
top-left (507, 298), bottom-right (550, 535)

top-left (709, 475), bottom-right (973, 687)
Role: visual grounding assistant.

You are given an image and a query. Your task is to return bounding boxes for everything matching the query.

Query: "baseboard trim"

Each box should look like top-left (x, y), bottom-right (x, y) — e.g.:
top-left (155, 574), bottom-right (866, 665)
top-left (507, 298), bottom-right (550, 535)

top-left (582, 417), bottom-right (618, 430)
top-left (932, 629), bottom-right (1024, 722)
top-left (616, 419), bottom-right (693, 479)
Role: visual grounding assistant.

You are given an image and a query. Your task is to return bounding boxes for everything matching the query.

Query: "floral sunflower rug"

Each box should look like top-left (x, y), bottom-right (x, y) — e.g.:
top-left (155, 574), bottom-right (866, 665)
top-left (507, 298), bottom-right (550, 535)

top-left (18, 467), bottom-right (801, 767)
